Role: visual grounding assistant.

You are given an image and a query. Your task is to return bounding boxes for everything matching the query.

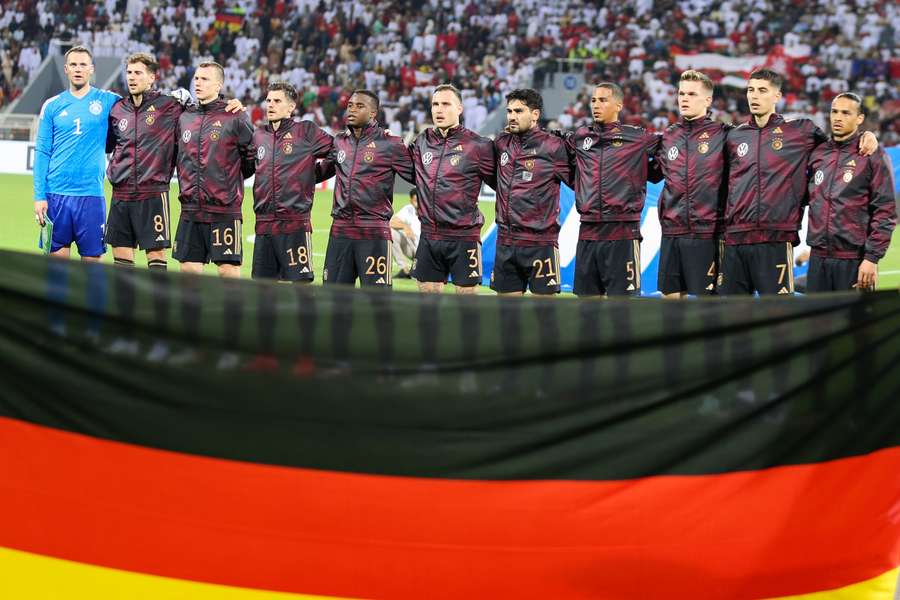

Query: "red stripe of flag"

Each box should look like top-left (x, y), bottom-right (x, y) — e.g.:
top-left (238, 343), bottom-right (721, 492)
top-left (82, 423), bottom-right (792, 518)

top-left (1, 416), bottom-right (898, 599)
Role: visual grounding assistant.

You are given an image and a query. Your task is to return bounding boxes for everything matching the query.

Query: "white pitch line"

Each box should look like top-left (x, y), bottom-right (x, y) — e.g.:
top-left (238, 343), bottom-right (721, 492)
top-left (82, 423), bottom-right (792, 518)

top-left (880, 270), bottom-right (900, 275)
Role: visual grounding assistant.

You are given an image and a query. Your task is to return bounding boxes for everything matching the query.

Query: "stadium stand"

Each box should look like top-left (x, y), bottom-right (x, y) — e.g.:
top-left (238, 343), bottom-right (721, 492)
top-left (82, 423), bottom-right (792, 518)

top-left (549, 0), bottom-right (900, 144)
top-left (1, 0), bottom-right (898, 144)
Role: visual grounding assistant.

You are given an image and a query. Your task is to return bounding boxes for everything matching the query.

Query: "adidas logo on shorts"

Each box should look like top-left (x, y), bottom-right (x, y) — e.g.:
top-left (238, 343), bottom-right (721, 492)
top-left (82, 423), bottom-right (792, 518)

top-left (778, 286), bottom-right (790, 294)
top-left (223, 249), bottom-right (232, 255)
top-left (626, 283), bottom-right (635, 291)
top-left (300, 267), bottom-right (309, 273)
top-left (706, 283), bottom-right (714, 291)
top-left (155, 235), bottom-right (164, 242)
top-left (469, 271), bottom-right (479, 278)
top-left (376, 277), bottom-right (386, 284)
top-left (548, 278), bottom-right (557, 285)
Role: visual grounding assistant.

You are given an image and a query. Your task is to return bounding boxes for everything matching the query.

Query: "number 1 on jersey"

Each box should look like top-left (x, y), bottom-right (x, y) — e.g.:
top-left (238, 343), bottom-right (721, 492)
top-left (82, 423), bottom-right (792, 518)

top-left (73, 118), bottom-right (82, 135)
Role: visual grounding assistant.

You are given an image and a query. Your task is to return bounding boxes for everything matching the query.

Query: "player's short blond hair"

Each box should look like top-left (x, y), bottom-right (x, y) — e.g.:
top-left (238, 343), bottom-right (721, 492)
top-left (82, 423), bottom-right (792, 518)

top-left (433, 84), bottom-right (462, 104)
top-left (679, 70), bottom-right (714, 93)
top-left (65, 45), bottom-right (93, 63)
top-left (197, 61), bottom-right (225, 84)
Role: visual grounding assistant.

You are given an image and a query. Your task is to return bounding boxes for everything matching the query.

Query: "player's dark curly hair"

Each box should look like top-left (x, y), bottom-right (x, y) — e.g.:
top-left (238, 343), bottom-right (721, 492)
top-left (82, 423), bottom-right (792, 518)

top-left (834, 92), bottom-right (866, 116)
top-left (595, 82), bottom-right (624, 102)
top-left (268, 81), bottom-right (298, 103)
top-left (351, 89), bottom-right (380, 110)
top-left (506, 88), bottom-right (543, 113)
top-left (749, 68), bottom-right (785, 91)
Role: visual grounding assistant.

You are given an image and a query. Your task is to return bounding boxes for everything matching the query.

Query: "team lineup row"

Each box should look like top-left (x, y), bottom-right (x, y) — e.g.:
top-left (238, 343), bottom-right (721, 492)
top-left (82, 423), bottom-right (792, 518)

top-left (33, 47), bottom-right (897, 298)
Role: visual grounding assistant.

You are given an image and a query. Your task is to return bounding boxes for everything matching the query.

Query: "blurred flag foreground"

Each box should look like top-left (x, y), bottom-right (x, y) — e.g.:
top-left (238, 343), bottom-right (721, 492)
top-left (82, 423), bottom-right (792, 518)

top-left (0, 250), bottom-right (898, 599)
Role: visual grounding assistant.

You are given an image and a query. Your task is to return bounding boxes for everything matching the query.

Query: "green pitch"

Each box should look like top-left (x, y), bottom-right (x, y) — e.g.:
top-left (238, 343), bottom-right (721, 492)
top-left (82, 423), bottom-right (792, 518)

top-left (3, 173), bottom-right (898, 290)
top-left (0, 174), bottom-right (496, 292)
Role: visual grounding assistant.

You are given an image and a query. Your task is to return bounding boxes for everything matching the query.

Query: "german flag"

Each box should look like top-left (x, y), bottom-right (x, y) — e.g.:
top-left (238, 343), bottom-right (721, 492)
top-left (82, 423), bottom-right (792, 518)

top-left (1, 414), bottom-right (899, 599)
top-left (1, 251), bottom-right (899, 598)
top-left (215, 8), bottom-right (245, 33)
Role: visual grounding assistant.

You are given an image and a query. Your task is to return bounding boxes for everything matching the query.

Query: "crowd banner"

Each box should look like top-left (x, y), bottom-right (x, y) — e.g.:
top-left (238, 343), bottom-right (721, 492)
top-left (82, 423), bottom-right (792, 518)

top-left (0, 250), bottom-right (899, 599)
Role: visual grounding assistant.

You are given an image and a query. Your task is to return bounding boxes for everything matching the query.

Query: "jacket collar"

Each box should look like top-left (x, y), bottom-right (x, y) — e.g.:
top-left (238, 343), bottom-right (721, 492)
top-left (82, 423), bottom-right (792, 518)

top-left (831, 130), bottom-right (861, 149)
top-left (429, 123), bottom-right (463, 141)
top-left (513, 126), bottom-right (541, 144)
top-left (748, 113), bottom-right (784, 130)
top-left (681, 113), bottom-right (712, 128)
top-left (266, 118), bottom-right (295, 135)
top-left (346, 119), bottom-right (381, 139)
top-left (129, 89), bottom-right (161, 109)
top-left (591, 119), bottom-right (620, 133)
top-left (198, 96), bottom-right (227, 112)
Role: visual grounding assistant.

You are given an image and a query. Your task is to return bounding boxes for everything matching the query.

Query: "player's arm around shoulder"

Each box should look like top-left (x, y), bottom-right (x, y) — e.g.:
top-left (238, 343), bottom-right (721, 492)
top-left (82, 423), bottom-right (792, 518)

top-left (474, 132), bottom-right (497, 189)
top-left (316, 134), bottom-right (339, 183)
top-left (544, 131), bottom-right (574, 187)
top-left (301, 121), bottom-right (334, 158)
top-left (234, 112), bottom-right (257, 178)
top-left (100, 88), bottom-right (122, 112)
top-left (858, 129), bottom-right (878, 156)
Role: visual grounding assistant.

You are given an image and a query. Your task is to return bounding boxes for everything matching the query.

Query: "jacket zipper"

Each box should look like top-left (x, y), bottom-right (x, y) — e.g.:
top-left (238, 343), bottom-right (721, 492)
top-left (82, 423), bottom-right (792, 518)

top-left (596, 127), bottom-right (604, 216)
top-left (505, 138), bottom-right (517, 236)
top-left (684, 124), bottom-right (692, 233)
top-left (755, 126), bottom-right (762, 228)
top-left (825, 147), bottom-right (840, 256)
top-left (430, 134), bottom-right (449, 236)
top-left (196, 110), bottom-right (205, 210)
top-left (271, 127), bottom-right (278, 215)
top-left (133, 102), bottom-right (139, 195)
top-left (348, 132), bottom-right (362, 223)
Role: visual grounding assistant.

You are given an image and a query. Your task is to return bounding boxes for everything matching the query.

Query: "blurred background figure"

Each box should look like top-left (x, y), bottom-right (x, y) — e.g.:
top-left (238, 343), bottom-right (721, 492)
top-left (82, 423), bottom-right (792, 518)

top-left (390, 187), bottom-right (420, 279)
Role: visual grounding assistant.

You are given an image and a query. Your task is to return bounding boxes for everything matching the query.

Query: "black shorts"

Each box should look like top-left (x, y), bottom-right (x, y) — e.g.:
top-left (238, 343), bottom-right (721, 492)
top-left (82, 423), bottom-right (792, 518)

top-left (806, 255), bottom-right (860, 293)
top-left (657, 236), bottom-right (722, 295)
top-left (413, 237), bottom-right (482, 287)
top-left (252, 231), bottom-right (314, 282)
top-left (720, 242), bottom-right (794, 296)
top-left (490, 243), bottom-right (560, 294)
top-left (323, 236), bottom-right (392, 286)
top-left (104, 193), bottom-right (172, 251)
top-left (573, 238), bottom-right (641, 297)
top-left (172, 217), bottom-right (243, 265)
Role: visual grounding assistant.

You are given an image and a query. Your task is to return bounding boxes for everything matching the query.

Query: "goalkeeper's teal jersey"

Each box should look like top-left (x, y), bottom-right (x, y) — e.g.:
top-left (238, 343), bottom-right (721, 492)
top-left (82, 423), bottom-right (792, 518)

top-left (32, 86), bottom-right (120, 200)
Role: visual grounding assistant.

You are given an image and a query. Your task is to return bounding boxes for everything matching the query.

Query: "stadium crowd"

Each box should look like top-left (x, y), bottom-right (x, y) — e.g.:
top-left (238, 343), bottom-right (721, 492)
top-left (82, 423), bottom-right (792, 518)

top-left (544, 0), bottom-right (900, 144)
top-left (1, 0), bottom-right (898, 143)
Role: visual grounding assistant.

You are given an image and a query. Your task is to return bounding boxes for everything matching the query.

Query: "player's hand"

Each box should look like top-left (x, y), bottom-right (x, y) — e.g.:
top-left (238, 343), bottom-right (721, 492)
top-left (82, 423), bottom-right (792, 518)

top-left (857, 259), bottom-right (877, 291)
top-left (34, 200), bottom-right (48, 226)
top-left (858, 131), bottom-right (878, 156)
top-left (225, 98), bottom-right (246, 113)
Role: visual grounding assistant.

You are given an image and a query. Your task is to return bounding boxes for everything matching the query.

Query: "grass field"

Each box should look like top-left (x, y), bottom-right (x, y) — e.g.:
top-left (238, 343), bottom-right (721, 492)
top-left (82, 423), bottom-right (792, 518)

top-left (2, 173), bottom-right (898, 290)
top-left (0, 174), bottom-right (495, 293)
